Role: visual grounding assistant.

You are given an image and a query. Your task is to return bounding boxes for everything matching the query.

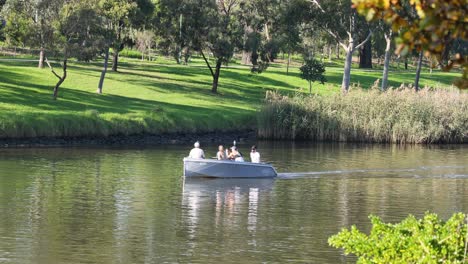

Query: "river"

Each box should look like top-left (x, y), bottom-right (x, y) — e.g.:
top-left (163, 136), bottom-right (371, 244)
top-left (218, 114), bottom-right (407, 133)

top-left (0, 142), bottom-right (467, 263)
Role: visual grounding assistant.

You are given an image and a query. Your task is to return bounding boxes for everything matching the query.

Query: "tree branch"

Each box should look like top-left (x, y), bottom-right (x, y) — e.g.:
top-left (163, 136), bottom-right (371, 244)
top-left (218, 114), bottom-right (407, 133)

top-left (309, 0), bottom-right (325, 13)
top-left (322, 28), bottom-right (348, 50)
top-left (354, 31), bottom-right (373, 50)
top-left (45, 58), bottom-right (62, 80)
top-left (200, 49), bottom-right (214, 78)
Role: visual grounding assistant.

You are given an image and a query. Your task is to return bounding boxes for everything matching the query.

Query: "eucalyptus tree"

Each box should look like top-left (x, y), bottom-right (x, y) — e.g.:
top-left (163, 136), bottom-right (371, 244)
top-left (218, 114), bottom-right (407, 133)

top-left (238, 0), bottom-right (307, 74)
top-left (275, 0), bottom-right (308, 74)
top-left (156, 0), bottom-right (198, 64)
top-left (1, 0), bottom-right (61, 68)
top-left (354, 0), bottom-right (467, 89)
top-left (378, 23), bottom-right (393, 90)
top-left (238, 0), bottom-right (280, 65)
top-left (46, 0), bottom-right (105, 99)
top-left (96, 0), bottom-right (154, 94)
top-left (200, 0), bottom-right (243, 93)
top-left (158, 0), bottom-right (243, 93)
top-left (98, 0), bottom-right (154, 73)
top-left (310, 0), bottom-right (372, 92)
top-left (237, 0), bottom-right (276, 72)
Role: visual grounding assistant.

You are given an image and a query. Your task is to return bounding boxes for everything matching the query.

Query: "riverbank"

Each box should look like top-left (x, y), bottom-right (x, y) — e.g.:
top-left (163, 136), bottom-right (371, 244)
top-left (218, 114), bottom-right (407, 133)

top-left (0, 130), bottom-right (256, 148)
top-left (0, 57), bottom-right (460, 141)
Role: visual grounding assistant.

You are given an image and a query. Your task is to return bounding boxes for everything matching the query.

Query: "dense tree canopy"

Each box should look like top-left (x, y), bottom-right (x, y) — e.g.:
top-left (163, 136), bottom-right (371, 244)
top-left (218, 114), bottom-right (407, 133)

top-left (353, 0), bottom-right (467, 88)
top-left (0, 0), bottom-right (465, 95)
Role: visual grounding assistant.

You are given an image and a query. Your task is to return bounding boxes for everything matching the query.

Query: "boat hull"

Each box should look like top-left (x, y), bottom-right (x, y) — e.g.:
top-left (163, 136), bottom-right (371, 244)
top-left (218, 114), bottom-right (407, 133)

top-left (183, 158), bottom-right (277, 178)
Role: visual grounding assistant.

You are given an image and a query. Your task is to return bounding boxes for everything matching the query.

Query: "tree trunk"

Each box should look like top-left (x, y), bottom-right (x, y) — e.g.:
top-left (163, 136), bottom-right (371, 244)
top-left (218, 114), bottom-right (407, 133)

top-left (440, 35), bottom-right (451, 67)
top-left (38, 47), bottom-right (45, 68)
top-left (286, 50), bottom-right (291, 75)
top-left (335, 44), bottom-right (340, 59)
top-left (414, 51), bottom-right (423, 91)
top-left (341, 46), bottom-right (353, 93)
top-left (328, 45), bottom-right (332, 61)
top-left (381, 31), bottom-right (392, 91)
top-left (184, 47), bottom-right (191, 65)
top-left (359, 39), bottom-right (372, 68)
top-left (112, 50), bottom-right (119, 72)
top-left (309, 81), bottom-right (312, 94)
top-left (211, 59), bottom-right (222, 93)
top-left (97, 47), bottom-right (110, 94)
top-left (404, 56), bottom-right (408, 70)
top-left (53, 59), bottom-right (67, 100)
top-left (241, 51), bottom-right (252, 65)
top-left (264, 23), bottom-right (271, 41)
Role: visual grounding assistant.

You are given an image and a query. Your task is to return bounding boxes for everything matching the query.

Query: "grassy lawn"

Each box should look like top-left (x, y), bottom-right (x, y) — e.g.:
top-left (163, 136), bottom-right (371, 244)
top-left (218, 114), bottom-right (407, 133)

top-left (0, 55), bottom-right (459, 138)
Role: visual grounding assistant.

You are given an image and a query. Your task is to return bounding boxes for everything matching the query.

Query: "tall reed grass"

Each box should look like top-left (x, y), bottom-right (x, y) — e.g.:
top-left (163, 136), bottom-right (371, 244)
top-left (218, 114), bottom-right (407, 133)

top-left (257, 88), bottom-right (468, 143)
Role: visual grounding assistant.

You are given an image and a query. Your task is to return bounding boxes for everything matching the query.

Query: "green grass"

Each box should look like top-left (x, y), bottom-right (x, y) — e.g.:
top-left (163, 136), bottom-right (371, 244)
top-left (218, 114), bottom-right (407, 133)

top-left (0, 55), bottom-right (460, 139)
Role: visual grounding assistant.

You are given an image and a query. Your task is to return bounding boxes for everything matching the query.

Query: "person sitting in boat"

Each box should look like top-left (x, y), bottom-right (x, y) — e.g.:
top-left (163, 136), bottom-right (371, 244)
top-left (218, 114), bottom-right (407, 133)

top-left (250, 145), bottom-right (260, 163)
top-left (228, 146), bottom-right (244, 162)
top-left (216, 145), bottom-right (226, 160)
top-left (188, 141), bottom-right (205, 159)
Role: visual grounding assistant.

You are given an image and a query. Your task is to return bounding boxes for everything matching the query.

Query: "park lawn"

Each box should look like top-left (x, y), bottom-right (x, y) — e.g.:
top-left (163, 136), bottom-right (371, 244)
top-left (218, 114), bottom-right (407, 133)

top-left (0, 56), bottom-right (459, 138)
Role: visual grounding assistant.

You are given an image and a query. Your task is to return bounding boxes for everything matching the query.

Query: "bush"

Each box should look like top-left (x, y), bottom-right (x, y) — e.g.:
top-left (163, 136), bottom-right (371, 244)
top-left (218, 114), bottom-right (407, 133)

top-left (257, 88), bottom-right (468, 143)
top-left (329, 212), bottom-right (468, 263)
top-left (299, 58), bottom-right (327, 94)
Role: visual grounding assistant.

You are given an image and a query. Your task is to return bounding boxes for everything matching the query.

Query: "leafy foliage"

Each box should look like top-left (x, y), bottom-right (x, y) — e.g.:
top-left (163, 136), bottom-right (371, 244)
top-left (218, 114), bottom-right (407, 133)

top-left (299, 58), bottom-right (326, 93)
top-left (352, 0), bottom-right (467, 89)
top-left (329, 212), bottom-right (468, 263)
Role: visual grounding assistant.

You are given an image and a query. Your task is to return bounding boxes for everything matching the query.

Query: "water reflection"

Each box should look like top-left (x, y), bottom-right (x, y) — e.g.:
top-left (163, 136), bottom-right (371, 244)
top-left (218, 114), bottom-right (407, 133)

top-left (182, 178), bottom-right (275, 239)
top-left (0, 144), bottom-right (467, 263)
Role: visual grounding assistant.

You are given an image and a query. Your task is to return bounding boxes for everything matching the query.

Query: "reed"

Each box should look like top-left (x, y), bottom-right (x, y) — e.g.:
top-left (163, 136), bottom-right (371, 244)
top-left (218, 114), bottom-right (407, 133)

top-left (257, 88), bottom-right (468, 143)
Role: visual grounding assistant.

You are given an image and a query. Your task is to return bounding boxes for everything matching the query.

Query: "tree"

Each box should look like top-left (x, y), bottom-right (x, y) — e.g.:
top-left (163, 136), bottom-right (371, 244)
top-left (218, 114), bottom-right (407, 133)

top-left (99, 0), bottom-right (136, 72)
top-left (158, 0), bottom-right (243, 93)
top-left (381, 28), bottom-right (392, 90)
top-left (99, 0), bottom-right (154, 72)
top-left (299, 58), bottom-right (326, 94)
top-left (310, 0), bottom-right (372, 93)
top-left (276, 0), bottom-right (308, 75)
top-left (135, 30), bottom-right (155, 61)
top-left (353, 0), bottom-right (467, 89)
top-left (96, 0), bottom-right (154, 94)
top-left (202, 0), bottom-right (243, 93)
top-left (46, 1), bottom-right (105, 100)
top-left (358, 34), bottom-right (372, 68)
top-left (2, 0), bottom-right (60, 68)
top-left (156, 0), bottom-right (199, 64)
top-left (0, 1), bottom-right (7, 41)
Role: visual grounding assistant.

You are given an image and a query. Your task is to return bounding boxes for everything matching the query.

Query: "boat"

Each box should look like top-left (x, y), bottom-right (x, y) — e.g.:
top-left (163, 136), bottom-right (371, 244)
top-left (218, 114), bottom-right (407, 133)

top-left (183, 177), bottom-right (275, 193)
top-left (183, 158), bottom-right (278, 178)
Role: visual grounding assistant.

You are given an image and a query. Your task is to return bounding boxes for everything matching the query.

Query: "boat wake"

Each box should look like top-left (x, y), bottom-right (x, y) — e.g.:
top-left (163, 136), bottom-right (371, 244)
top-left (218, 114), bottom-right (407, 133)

top-left (277, 165), bottom-right (468, 180)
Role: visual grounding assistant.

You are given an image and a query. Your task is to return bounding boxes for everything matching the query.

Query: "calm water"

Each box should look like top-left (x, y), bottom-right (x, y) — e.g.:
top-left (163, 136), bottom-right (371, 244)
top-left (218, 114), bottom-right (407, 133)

top-left (0, 142), bottom-right (467, 264)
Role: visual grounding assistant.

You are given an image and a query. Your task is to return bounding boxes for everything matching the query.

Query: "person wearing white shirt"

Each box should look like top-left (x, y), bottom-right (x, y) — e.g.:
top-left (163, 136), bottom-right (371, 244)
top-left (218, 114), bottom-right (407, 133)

top-left (228, 146), bottom-right (244, 162)
top-left (250, 145), bottom-right (260, 163)
top-left (188, 141), bottom-right (205, 159)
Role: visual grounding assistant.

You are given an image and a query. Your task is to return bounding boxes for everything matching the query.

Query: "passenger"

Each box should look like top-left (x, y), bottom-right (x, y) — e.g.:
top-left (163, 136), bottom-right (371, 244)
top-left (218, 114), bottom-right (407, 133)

top-left (216, 145), bottom-right (226, 160)
top-left (250, 145), bottom-right (261, 163)
top-left (188, 141), bottom-right (205, 159)
top-left (228, 146), bottom-right (244, 162)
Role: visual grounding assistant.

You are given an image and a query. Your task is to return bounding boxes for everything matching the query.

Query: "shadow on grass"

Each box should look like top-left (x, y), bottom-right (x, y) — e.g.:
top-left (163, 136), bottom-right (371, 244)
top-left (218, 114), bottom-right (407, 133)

top-left (0, 65), bottom-right (255, 122)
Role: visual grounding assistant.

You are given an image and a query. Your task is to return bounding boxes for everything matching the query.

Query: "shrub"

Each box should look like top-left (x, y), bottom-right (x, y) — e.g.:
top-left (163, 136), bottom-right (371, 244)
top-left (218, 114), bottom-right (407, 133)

top-left (257, 88), bottom-right (468, 143)
top-left (329, 212), bottom-right (468, 263)
top-left (299, 58), bottom-right (327, 94)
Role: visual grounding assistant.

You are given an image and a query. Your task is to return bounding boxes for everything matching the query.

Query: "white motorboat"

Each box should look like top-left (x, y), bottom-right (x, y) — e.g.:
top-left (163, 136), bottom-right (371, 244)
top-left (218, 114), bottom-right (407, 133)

top-left (183, 158), bottom-right (278, 178)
